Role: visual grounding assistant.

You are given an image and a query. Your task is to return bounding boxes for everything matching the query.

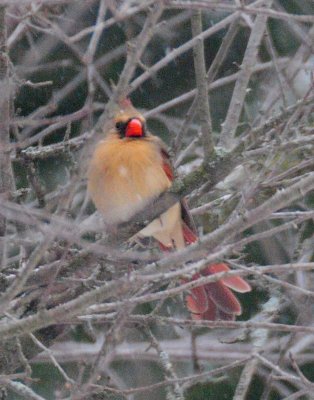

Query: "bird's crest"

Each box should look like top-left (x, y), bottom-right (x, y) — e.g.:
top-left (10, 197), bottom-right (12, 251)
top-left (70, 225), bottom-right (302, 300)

top-left (118, 97), bottom-right (133, 108)
top-left (114, 97), bottom-right (144, 124)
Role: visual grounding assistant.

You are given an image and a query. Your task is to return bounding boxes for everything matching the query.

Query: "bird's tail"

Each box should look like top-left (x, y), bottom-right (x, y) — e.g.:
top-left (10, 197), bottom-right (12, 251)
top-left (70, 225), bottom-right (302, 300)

top-left (160, 223), bottom-right (251, 320)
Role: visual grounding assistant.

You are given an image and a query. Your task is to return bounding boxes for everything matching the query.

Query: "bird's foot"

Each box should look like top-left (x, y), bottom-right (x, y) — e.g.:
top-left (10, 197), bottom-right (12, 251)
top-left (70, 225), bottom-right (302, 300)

top-left (127, 233), bottom-right (149, 249)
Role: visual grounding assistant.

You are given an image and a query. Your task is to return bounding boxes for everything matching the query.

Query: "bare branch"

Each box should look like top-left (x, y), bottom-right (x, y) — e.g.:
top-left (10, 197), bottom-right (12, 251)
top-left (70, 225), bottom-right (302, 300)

top-left (191, 9), bottom-right (215, 160)
top-left (220, 0), bottom-right (273, 149)
top-left (0, 5), bottom-right (14, 260)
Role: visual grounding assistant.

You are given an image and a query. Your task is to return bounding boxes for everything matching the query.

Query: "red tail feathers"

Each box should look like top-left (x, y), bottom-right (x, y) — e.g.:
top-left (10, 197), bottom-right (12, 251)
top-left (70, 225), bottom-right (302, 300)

top-left (185, 263), bottom-right (251, 320)
top-left (174, 223), bottom-right (251, 321)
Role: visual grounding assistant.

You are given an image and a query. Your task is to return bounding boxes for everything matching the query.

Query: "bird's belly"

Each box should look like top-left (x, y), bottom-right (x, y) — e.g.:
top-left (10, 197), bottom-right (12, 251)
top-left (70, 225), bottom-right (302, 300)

top-left (88, 137), bottom-right (172, 225)
top-left (89, 164), bottom-right (170, 225)
top-left (97, 192), bottom-right (151, 225)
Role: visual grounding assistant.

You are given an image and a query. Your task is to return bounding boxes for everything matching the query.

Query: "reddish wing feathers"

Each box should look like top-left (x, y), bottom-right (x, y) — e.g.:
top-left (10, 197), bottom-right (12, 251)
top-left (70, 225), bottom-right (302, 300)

top-left (161, 148), bottom-right (197, 235)
top-left (161, 148), bottom-right (174, 182)
top-left (160, 145), bottom-right (251, 321)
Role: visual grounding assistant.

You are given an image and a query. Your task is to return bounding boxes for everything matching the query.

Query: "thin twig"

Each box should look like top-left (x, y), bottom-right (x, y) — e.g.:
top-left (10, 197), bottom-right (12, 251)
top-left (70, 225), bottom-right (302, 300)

top-left (0, 5), bottom-right (15, 262)
top-left (95, 1), bottom-right (164, 131)
top-left (220, 0), bottom-right (273, 149)
top-left (146, 328), bottom-right (184, 400)
top-left (233, 297), bottom-right (280, 400)
top-left (191, 9), bottom-right (215, 160)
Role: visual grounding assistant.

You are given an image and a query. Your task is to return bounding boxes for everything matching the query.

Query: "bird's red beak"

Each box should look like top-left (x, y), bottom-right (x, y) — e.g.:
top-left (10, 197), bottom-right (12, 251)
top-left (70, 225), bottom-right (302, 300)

top-left (125, 118), bottom-right (144, 137)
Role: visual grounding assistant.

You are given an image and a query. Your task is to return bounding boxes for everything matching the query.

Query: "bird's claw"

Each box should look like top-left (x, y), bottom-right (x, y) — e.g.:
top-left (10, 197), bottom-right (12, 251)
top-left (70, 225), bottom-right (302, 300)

top-left (127, 233), bottom-right (148, 249)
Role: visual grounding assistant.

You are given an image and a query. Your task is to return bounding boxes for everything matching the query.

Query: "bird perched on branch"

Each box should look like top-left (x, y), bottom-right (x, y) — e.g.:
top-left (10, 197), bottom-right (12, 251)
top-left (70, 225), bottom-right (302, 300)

top-left (87, 98), bottom-right (251, 320)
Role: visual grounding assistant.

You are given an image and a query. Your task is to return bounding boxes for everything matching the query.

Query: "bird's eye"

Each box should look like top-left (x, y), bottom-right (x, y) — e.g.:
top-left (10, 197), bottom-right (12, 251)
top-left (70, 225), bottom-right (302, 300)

top-left (115, 121), bottom-right (126, 137)
top-left (115, 121), bottom-right (124, 131)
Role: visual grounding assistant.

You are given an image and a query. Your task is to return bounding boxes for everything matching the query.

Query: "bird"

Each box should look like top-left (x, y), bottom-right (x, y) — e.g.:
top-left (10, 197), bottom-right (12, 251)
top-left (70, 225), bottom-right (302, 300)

top-left (87, 98), bottom-right (251, 320)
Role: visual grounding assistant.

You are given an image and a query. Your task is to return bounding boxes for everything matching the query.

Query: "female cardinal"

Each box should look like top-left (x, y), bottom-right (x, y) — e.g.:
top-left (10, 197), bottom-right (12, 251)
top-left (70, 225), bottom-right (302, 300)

top-left (87, 99), bottom-right (251, 320)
